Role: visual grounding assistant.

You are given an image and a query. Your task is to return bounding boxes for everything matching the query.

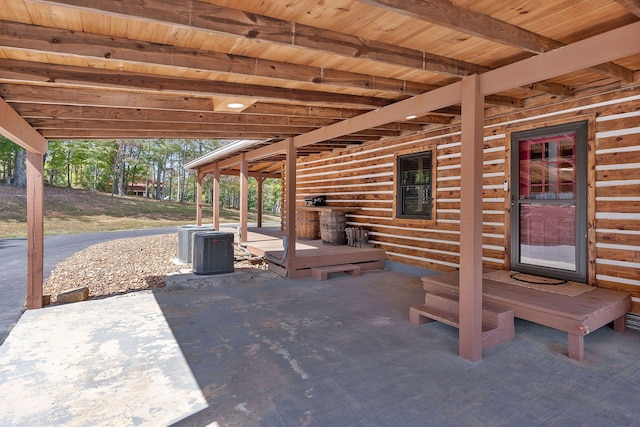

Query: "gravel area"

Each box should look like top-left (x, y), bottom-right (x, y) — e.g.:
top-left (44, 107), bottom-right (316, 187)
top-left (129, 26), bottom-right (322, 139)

top-left (43, 234), bottom-right (274, 303)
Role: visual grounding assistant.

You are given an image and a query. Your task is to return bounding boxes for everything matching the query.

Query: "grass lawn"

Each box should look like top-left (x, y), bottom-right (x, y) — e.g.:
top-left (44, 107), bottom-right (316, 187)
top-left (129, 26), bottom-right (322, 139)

top-left (0, 184), bottom-right (281, 238)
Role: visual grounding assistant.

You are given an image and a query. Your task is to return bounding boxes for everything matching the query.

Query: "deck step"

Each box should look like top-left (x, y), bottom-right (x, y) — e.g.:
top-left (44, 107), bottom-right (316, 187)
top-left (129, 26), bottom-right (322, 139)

top-left (410, 291), bottom-right (515, 350)
top-left (311, 264), bottom-right (362, 280)
top-left (356, 260), bottom-right (386, 271)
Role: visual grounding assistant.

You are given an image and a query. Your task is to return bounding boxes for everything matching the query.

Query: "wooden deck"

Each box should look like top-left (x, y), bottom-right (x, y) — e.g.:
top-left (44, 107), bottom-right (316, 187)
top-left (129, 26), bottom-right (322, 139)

top-left (220, 225), bottom-right (386, 279)
top-left (419, 269), bottom-right (632, 360)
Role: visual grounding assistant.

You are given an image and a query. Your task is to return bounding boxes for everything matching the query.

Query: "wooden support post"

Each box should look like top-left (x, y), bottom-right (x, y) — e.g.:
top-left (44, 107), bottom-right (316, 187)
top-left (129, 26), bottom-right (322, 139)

top-left (196, 171), bottom-right (203, 226)
top-left (213, 164), bottom-right (220, 230)
top-left (257, 176), bottom-right (264, 228)
top-left (459, 74), bottom-right (485, 362)
top-left (26, 151), bottom-right (44, 309)
top-left (240, 153), bottom-right (248, 243)
top-left (286, 138), bottom-right (297, 258)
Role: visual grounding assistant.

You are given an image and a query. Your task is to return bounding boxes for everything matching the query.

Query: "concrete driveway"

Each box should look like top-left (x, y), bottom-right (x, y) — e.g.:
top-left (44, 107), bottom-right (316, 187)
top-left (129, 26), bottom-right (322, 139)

top-left (0, 227), bottom-right (177, 345)
top-left (1, 269), bottom-right (639, 426)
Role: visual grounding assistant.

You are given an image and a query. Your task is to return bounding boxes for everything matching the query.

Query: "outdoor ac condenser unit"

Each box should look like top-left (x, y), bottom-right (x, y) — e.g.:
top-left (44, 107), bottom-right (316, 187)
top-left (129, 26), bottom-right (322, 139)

top-left (192, 231), bottom-right (234, 275)
top-left (177, 225), bottom-right (214, 264)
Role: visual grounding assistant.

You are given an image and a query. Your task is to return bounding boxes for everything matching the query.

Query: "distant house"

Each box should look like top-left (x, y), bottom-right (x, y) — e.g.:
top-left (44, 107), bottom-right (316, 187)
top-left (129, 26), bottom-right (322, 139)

top-left (127, 181), bottom-right (163, 198)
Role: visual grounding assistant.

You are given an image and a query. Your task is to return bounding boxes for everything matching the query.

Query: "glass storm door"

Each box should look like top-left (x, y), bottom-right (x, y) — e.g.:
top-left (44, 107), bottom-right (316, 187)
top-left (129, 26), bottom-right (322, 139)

top-left (510, 121), bottom-right (588, 282)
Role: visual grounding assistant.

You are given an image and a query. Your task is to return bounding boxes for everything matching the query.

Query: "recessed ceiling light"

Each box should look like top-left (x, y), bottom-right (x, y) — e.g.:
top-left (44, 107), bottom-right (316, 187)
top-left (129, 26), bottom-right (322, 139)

top-left (226, 102), bottom-right (245, 109)
top-left (405, 115), bottom-right (417, 120)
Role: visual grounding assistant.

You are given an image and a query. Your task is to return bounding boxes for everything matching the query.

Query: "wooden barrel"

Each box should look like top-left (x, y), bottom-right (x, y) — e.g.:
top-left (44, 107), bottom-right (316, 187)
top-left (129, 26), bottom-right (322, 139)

top-left (319, 210), bottom-right (346, 245)
top-left (296, 209), bottom-right (320, 240)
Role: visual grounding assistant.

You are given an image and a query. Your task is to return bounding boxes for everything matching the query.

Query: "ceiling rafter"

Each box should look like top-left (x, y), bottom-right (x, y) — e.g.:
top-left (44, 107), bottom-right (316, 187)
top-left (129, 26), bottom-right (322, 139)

top-left (360, 0), bottom-right (635, 83)
top-left (29, 119), bottom-right (407, 138)
top-left (0, 60), bottom-right (393, 108)
top-left (10, 103), bottom-right (451, 128)
top-left (29, 0), bottom-right (487, 77)
top-left (25, 0), bottom-right (574, 99)
top-left (10, 102), bottom-right (372, 121)
top-left (0, 20), bottom-right (435, 97)
top-left (0, 18), bottom-right (574, 100)
top-left (0, 58), bottom-right (525, 112)
top-left (37, 128), bottom-right (381, 142)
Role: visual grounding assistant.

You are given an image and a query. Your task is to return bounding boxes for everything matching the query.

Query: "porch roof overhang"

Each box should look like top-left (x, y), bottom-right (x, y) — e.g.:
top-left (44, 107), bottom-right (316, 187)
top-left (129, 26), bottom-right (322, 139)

top-left (0, 1), bottom-right (637, 170)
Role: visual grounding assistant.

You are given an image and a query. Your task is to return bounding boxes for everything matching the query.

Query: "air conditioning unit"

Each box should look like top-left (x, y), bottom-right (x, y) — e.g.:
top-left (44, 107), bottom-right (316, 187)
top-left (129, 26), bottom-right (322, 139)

top-left (177, 225), bottom-right (214, 264)
top-left (192, 231), bottom-right (234, 275)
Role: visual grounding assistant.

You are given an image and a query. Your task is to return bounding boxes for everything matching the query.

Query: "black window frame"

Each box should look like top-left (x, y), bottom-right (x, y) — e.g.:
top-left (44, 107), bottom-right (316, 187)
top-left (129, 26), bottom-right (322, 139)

top-left (396, 150), bottom-right (434, 220)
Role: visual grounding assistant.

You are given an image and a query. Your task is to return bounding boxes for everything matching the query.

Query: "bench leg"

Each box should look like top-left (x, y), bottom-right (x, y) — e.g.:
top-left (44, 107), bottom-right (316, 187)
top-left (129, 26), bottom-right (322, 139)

top-left (568, 334), bottom-right (584, 361)
top-left (613, 315), bottom-right (627, 333)
top-left (409, 307), bottom-right (434, 325)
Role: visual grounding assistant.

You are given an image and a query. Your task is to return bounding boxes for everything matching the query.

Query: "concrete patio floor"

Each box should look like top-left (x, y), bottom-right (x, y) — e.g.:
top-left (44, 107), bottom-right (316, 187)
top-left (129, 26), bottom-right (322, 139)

top-left (1, 269), bottom-right (639, 426)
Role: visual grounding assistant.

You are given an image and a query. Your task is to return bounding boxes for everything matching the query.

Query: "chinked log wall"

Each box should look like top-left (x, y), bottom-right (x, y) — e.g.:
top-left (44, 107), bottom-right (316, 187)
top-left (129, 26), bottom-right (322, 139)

top-left (287, 87), bottom-right (640, 315)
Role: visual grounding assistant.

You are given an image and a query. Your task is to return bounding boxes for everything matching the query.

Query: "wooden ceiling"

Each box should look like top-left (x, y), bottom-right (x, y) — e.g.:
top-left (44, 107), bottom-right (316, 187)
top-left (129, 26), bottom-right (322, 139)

top-left (1, 0), bottom-right (639, 173)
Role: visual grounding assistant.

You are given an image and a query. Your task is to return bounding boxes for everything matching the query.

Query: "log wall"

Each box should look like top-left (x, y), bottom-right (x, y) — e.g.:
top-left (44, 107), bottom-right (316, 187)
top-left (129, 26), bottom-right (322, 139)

top-left (293, 87), bottom-right (640, 314)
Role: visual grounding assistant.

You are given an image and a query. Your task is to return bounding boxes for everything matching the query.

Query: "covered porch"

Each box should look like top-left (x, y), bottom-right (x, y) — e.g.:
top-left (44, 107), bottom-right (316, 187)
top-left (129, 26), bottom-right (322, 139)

top-left (2, 0), bottom-right (638, 364)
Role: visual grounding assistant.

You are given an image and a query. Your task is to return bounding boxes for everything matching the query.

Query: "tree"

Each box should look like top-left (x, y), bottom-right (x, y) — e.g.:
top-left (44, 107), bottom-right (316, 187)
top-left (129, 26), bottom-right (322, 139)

top-left (32, 138), bottom-right (280, 214)
top-left (0, 137), bottom-right (44, 189)
top-left (0, 136), bottom-right (18, 183)
top-left (263, 178), bottom-right (282, 213)
top-left (13, 147), bottom-right (26, 188)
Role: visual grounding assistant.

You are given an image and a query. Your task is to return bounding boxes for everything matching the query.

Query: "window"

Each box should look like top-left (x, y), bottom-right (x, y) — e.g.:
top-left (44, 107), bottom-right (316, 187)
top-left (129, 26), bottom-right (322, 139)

top-left (397, 151), bottom-right (433, 219)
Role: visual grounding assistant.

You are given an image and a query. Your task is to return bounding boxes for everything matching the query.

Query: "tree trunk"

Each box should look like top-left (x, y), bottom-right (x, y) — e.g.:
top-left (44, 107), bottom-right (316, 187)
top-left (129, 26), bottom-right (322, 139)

top-left (13, 148), bottom-right (26, 187)
top-left (155, 162), bottom-right (162, 200)
top-left (66, 149), bottom-right (72, 187)
top-left (118, 163), bottom-right (126, 196)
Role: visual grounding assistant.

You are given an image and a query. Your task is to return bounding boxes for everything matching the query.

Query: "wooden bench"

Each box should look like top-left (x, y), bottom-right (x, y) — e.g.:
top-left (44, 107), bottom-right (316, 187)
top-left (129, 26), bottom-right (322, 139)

top-left (421, 270), bottom-right (631, 361)
top-left (311, 263), bottom-right (362, 280)
top-left (410, 291), bottom-right (515, 350)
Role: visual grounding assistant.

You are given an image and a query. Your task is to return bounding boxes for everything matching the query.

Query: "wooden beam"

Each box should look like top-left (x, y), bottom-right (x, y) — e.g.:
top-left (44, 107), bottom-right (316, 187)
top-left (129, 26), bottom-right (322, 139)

top-left (38, 129), bottom-right (384, 141)
top-left (0, 30), bottom-right (536, 106)
top-left (294, 82), bottom-right (463, 148)
top-left (0, 97), bottom-right (47, 154)
top-left (31, 120), bottom-right (322, 133)
top-left (25, 151), bottom-right (44, 309)
top-left (458, 74), bottom-right (484, 362)
top-left (287, 22), bottom-right (640, 153)
top-left (198, 165), bottom-right (280, 179)
top-left (11, 102), bottom-right (372, 121)
top-left (0, 83), bottom-right (389, 115)
top-left (12, 103), bottom-right (428, 131)
top-left (286, 138), bottom-right (297, 259)
top-left (481, 22), bottom-right (640, 95)
top-left (362, 0), bottom-right (635, 82)
top-left (38, 130), bottom-right (296, 140)
top-left (240, 153), bottom-right (248, 243)
top-left (0, 62), bottom-right (392, 108)
top-left (30, 119), bottom-right (404, 137)
top-left (0, 84), bottom-right (218, 112)
top-left (613, 0), bottom-right (640, 17)
top-left (0, 23), bottom-right (438, 97)
top-left (33, 0), bottom-right (488, 78)
top-left (10, 98), bottom-right (459, 124)
top-left (213, 164), bottom-right (220, 230)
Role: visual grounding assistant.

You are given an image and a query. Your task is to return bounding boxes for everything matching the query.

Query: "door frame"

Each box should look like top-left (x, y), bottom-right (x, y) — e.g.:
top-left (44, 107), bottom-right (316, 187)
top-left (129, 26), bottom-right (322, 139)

top-left (509, 120), bottom-right (589, 282)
